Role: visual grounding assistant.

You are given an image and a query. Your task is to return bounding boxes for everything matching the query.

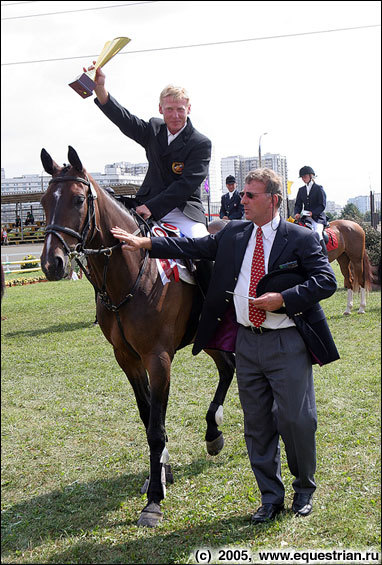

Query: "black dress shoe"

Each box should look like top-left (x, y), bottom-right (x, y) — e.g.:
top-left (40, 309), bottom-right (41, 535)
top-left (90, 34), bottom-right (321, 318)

top-left (251, 503), bottom-right (284, 524)
top-left (292, 493), bottom-right (313, 516)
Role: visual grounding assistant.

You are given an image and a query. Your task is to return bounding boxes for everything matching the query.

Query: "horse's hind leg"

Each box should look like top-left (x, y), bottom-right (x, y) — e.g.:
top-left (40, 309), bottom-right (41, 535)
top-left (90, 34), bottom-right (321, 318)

top-left (351, 258), bottom-right (367, 314)
top-left (337, 254), bottom-right (354, 316)
top-left (203, 349), bottom-right (236, 455)
top-left (358, 287), bottom-right (367, 314)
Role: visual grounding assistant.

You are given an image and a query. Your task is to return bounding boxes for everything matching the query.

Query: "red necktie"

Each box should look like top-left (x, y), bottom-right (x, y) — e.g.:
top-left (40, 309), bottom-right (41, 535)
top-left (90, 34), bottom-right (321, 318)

top-left (248, 227), bottom-right (266, 327)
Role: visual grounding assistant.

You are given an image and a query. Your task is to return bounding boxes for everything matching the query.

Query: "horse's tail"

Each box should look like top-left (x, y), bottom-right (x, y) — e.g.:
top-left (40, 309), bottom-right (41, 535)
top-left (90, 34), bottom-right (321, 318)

top-left (362, 250), bottom-right (373, 291)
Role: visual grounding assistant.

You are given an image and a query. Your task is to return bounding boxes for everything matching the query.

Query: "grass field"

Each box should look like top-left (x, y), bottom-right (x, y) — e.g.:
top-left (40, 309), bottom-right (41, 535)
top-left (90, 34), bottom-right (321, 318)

top-left (1, 263), bottom-right (381, 564)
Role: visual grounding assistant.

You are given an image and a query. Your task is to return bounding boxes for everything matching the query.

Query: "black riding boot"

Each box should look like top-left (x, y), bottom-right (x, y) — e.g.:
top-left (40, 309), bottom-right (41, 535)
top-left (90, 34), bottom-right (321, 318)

top-left (320, 239), bottom-right (328, 256)
top-left (194, 260), bottom-right (214, 298)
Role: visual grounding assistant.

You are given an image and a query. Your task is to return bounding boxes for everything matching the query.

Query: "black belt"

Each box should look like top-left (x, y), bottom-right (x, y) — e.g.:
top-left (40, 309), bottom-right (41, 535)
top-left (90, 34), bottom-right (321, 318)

top-left (242, 325), bottom-right (273, 334)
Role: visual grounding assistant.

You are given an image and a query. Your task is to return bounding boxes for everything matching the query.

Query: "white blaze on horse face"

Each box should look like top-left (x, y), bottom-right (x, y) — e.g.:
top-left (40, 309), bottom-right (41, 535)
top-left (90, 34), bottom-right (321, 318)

top-left (45, 186), bottom-right (62, 255)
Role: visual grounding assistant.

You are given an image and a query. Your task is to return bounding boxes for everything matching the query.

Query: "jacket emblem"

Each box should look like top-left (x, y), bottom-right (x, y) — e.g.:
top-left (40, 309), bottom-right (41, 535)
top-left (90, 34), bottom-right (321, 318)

top-left (172, 162), bottom-right (184, 174)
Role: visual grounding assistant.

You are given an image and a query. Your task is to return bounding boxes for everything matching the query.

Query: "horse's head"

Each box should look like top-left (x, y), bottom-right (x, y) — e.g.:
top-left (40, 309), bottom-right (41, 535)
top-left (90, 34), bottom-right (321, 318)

top-left (40, 146), bottom-right (97, 280)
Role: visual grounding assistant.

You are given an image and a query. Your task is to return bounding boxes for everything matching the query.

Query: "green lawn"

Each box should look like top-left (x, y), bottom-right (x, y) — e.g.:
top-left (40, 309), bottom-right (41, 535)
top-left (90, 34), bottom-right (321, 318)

top-left (1, 264), bottom-right (380, 564)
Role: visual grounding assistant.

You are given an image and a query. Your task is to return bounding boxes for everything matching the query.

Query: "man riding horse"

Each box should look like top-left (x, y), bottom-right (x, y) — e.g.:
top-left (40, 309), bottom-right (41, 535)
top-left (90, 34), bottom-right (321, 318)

top-left (88, 63), bottom-right (212, 294)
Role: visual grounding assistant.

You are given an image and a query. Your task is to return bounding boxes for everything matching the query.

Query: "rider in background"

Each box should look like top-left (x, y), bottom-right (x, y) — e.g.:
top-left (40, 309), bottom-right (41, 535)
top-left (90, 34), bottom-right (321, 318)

top-left (294, 166), bottom-right (328, 255)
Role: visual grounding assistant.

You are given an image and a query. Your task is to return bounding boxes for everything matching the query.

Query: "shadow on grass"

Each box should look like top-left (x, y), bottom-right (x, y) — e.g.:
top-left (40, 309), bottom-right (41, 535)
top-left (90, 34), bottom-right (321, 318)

top-left (327, 304), bottom-right (381, 321)
top-left (1, 456), bottom-right (230, 560)
top-left (4, 320), bottom-right (97, 338)
top-left (45, 512), bottom-right (294, 564)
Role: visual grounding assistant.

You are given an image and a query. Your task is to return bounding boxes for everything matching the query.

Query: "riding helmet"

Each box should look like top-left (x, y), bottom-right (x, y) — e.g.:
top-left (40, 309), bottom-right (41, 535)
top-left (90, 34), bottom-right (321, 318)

top-left (299, 166), bottom-right (315, 177)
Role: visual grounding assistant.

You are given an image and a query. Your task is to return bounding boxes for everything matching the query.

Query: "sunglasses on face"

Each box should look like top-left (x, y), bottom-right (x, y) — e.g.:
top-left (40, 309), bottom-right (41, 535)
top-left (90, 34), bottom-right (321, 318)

top-left (239, 191), bottom-right (270, 199)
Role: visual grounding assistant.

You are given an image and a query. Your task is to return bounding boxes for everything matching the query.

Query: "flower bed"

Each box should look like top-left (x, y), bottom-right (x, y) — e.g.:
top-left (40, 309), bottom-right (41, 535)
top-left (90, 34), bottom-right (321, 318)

top-left (5, 275), bottom-right (48, 287)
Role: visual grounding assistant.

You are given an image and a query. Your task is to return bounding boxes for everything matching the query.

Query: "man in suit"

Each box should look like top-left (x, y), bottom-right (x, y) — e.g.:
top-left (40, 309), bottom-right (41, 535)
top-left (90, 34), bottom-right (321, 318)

top-left (110, 168), bottom-right (339, 524)
top-left (294, 166), bottom-right (328, 254)
top-left (91, 66), bottom-right (210, 238)
top-left (219, 175), bottom-right (244, 220)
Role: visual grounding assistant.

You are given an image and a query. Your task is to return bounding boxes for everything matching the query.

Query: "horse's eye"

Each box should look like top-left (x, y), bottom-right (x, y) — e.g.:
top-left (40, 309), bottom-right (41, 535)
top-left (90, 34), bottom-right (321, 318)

top-left (74, 195), bottom-right (85, 207)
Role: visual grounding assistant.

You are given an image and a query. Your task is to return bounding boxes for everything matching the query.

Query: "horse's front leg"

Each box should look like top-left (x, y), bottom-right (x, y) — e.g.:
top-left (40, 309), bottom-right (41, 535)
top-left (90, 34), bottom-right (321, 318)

top-left (137, 350), bottom-right (172, 527)
top-left (203, 349), bottom-right (236, 456)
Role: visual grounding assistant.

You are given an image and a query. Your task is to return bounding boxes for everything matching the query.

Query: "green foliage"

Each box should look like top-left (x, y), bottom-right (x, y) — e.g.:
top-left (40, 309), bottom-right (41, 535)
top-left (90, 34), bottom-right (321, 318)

top-left (340, 203), bottom-right (363, 221)
top-left (1, 270), bottom-right (380, 564)
top-left (325, 211), bottom-right (338, 222)
top-left (360, 222), bottom-right (381, 267)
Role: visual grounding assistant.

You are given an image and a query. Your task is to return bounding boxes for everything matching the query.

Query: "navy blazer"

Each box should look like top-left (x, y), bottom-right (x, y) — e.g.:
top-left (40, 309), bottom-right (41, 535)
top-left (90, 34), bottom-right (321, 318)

top-left (95, 94), bottom-right (211, 224)
top-left (150, 218), bottom-right (338, 362)
top-left (219, 190), bottom-right (244, 220)
top-left (294, 183), bottom-right (327, 224)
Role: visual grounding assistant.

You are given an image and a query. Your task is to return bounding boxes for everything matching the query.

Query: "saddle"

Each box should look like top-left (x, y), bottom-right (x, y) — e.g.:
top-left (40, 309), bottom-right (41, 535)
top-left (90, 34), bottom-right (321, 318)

top-left (292, 215), bottom-right (338, 251)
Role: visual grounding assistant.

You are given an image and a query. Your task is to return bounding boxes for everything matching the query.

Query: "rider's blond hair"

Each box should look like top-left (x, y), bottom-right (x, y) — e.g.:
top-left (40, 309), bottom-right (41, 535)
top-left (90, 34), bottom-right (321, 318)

top-left (159, 85), bottom-right (190, 104)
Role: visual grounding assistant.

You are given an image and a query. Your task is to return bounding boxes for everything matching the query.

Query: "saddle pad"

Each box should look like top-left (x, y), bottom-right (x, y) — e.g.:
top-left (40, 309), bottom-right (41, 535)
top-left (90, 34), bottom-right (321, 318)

top-left (325, 228), bottom-right (338, 252)
top-left (151, 221), bottom-right (196, 286)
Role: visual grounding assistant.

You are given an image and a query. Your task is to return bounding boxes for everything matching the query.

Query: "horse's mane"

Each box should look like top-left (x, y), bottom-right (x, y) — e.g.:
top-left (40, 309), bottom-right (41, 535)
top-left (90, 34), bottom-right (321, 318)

top-left (87, 172), bottom-right (137, 227)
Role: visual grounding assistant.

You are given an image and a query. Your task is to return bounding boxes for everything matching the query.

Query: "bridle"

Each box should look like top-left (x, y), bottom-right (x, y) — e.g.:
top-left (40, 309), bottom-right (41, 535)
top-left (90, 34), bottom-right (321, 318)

top-left (44, 173), bottom-right (150, 315)
top-left (45, 174), bottom-right (100, 255)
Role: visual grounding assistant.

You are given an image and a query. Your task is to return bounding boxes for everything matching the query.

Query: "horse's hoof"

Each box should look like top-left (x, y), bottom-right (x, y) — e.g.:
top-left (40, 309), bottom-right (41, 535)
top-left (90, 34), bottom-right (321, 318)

top-left (137, 502), bottom-right (163, 527)
top-left (358, 309), bottom-right (366, 314)
top-left (343, 311), bottom-right (351, 316)
top-left (206, 432), bottom-right (224, 456)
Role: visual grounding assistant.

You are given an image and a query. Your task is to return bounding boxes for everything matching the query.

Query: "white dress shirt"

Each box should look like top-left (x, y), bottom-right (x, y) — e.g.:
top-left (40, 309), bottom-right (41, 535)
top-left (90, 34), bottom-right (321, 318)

top-left (167, 124), bottom-right (187, 145)
top-left (234, 214), bottom-right (295, 329)
top-left (305, 179), bottom-right (314, 196)
top-left (161, 123), bottom-right (209, 238)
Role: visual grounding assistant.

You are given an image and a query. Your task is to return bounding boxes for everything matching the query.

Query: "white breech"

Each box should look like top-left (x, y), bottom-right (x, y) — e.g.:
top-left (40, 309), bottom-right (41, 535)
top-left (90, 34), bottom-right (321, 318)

top-left (161, 208), bottom-right (209, 238)
top-left (309, 219), bottom-right (324, 241)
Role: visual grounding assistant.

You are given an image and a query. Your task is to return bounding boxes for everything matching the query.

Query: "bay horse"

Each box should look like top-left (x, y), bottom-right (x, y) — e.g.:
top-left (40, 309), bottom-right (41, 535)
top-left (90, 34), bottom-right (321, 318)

top-left (39, 146), bottom-right (235, 527)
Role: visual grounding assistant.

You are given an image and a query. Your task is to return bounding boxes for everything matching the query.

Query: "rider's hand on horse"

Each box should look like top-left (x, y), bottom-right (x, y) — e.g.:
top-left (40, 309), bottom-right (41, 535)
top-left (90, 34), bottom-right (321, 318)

top-left (135, 204), bottom-right (152, 220)
top-left (249, 292), bottom-right (284, 312)
top-left (111, 226), bottom-right (152, 251)
top-left (295, 213), bottom-right (301, 220)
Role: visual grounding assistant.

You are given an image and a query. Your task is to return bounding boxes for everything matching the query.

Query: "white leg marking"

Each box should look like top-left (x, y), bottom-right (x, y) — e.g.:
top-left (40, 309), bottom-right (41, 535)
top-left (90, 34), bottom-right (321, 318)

top-left (358, 287), bottom-right (366, 314)
top-left (343, 289), bottom-right (353, 316)
top-left (215, 405), bottom-right (224, 426)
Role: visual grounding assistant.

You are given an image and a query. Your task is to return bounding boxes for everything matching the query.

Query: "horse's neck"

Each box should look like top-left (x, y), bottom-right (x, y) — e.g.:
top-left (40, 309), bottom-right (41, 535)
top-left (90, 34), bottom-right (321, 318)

top-left (88, 189), bottom-right (147, 293)
top-left (95, 192), bottom-right (137, 243)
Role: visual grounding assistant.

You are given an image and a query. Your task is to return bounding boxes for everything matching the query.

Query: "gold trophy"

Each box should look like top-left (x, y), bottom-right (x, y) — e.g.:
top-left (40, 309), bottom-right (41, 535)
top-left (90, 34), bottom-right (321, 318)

top-left (69, 37), bottom-right (131, 98)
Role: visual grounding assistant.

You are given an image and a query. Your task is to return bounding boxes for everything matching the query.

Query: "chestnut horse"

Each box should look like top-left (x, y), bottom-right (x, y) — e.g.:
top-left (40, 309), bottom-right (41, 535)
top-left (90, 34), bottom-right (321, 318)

top-left (40, 146), bottom-right (235, 527)
top-left (326, 220), bottom-right (372, 314)
top-left (296, 217), bottom-right (372, 315)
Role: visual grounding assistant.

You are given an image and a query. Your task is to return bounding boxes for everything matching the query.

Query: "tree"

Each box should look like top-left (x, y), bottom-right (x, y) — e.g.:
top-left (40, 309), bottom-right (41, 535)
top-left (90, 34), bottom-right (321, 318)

top-left (326, 211), bottom-right (338, 222)
top-left (340, 203), bottom-right (363, 222)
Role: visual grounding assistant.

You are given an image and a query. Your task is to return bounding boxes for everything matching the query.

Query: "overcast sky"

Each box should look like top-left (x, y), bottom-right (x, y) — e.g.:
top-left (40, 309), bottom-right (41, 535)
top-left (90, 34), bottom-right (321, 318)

top-left (1, 0), bottom-right (380, 204)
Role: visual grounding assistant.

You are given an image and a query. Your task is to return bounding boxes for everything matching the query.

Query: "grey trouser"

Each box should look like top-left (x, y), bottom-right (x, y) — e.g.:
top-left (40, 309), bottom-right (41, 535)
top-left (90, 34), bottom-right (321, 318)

top-left (236, 325), bottom-right (317, 505)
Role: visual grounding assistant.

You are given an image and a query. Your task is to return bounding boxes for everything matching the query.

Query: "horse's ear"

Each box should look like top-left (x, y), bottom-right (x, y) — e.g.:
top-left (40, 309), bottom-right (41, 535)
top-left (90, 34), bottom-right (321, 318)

top-left (68, 146), bottom-right (83, 172)
top-left (41, 148), bottom-right (59, 175)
